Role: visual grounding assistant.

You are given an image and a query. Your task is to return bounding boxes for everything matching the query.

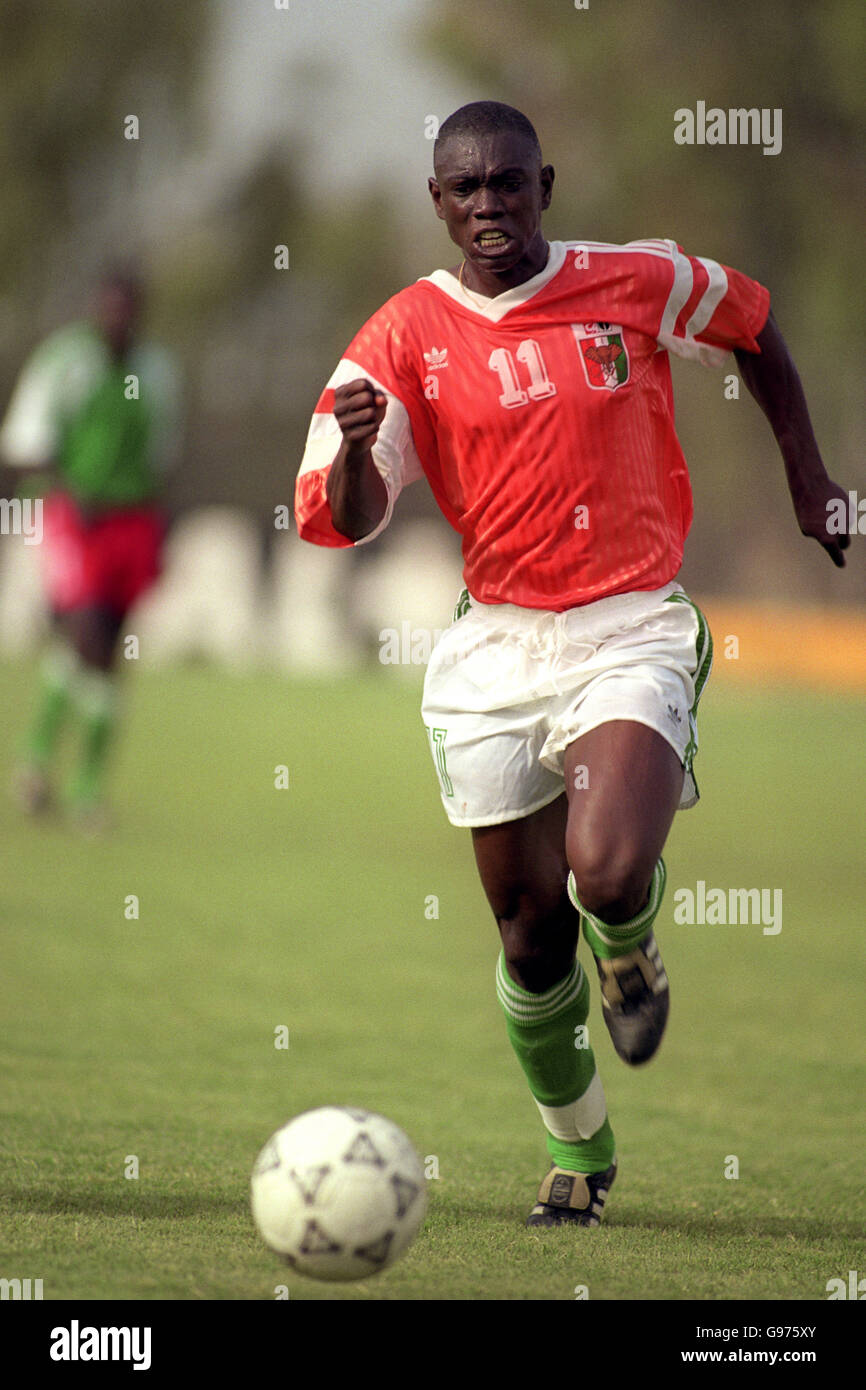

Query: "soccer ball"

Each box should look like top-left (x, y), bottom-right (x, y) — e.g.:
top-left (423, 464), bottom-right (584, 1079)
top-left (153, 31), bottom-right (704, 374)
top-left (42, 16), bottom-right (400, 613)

top-left (250, 1106), bottom-right (427, 1281)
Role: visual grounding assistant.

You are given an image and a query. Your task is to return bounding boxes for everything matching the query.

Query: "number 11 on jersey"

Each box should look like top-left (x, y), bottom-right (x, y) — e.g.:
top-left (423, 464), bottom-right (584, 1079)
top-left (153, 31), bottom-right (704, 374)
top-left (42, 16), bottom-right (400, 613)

top-left (488, 339), bottom-right (557, 409)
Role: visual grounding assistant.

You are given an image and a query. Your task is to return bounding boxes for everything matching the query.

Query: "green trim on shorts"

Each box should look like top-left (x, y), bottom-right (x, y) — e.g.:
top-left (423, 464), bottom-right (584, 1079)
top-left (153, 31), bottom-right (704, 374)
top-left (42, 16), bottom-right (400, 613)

top-left (663, 592), bottom-right (713, 771)
top-left (453, 587), bottom-right (471, 623)
top-left (425, 723), bottom-right (454, 798)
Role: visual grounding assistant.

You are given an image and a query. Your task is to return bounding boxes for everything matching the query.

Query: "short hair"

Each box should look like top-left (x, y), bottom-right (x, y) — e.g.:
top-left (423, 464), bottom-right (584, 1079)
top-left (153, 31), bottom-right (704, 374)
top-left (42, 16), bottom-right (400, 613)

top-left (434, 101), bottom-right (542, 171)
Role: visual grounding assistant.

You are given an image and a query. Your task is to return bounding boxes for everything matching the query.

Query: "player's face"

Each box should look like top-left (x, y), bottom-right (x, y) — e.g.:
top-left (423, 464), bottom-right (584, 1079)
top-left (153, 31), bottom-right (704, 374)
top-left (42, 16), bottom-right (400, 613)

top-left (428, 132), bottom-right (554, 293)
top-left (95, 282), bottom-right (141, 358)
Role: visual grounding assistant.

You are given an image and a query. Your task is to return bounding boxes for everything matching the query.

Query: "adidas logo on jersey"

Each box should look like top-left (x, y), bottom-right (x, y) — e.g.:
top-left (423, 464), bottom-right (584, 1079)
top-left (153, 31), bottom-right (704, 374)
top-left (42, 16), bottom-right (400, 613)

top-left (423, 347), bottom-right (448, 370)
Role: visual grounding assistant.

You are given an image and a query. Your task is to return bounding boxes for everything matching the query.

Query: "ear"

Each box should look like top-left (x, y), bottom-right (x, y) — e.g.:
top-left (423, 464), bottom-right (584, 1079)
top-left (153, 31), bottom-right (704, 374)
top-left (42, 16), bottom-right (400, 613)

top-left (428, 176), bottom-right (447, 221)
top-left (540, 164), bottom-right (555, 212)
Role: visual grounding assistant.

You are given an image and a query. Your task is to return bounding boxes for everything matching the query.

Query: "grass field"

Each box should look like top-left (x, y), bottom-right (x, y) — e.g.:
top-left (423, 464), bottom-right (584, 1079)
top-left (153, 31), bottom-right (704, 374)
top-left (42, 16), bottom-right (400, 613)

top-left (1, 658), bottom-right (864, 1302)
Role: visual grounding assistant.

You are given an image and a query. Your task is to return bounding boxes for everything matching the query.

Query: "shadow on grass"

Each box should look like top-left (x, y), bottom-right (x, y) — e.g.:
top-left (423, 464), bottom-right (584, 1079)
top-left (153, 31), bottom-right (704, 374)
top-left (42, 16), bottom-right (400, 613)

top-left (584, 1209), bottom-right (865, 1242)
top-left (443, 1200), bottom-right (864, 1244)
top-left (11, 1190), bottom-right (861, 1244)
top-left (5, 1189), bottom-right (242, 1219)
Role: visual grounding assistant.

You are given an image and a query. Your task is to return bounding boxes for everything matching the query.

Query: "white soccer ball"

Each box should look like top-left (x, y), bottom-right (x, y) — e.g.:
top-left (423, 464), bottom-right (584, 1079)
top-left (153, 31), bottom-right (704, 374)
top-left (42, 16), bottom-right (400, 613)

top-left (250, 1106), bottom-right (427, 1281)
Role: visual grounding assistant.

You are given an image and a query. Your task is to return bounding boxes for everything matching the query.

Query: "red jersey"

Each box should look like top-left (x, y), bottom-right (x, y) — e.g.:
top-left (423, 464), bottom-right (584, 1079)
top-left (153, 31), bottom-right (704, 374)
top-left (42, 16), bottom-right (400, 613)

top-left (294, 239), bottom-right (769, 610)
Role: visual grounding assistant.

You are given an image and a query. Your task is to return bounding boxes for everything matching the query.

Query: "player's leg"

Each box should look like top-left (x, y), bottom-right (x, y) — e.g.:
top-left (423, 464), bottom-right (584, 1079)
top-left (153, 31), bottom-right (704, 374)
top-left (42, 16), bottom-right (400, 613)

top-left (62, 505), bottom-right (163, 820)
top-left (13, 615), bottom-right (78, 812)
top-left (472, 798), bottom-right (617, 1226)
top-left (564, 720), bottom-right (683, 1064)
top-left (13, 494), bottom-right (85, 813)
top-left (63, 603), bottom-right (123, 672)
top-left (473, 794), bottom-right (573, 992)
top-left (60, 603), bottom-right (125, 815)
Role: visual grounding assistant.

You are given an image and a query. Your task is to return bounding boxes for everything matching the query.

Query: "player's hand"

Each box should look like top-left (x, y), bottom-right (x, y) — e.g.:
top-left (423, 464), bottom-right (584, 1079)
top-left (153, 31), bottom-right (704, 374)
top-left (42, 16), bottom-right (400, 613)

top-left (333, 379), bottom-right (387, 452)
top-left (793, 476), bottom-right (852, 568)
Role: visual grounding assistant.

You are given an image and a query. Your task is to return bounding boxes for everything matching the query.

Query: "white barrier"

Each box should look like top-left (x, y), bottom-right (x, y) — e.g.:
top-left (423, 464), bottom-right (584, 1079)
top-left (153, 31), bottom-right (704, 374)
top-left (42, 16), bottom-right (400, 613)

top-left (0, 508), bottom-right (462, 675)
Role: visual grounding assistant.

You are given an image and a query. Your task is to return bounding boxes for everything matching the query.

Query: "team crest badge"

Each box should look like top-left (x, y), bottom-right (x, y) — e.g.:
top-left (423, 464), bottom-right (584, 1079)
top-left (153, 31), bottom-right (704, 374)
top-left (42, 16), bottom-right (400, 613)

top-left (571, 322), bottom-right (630, 391)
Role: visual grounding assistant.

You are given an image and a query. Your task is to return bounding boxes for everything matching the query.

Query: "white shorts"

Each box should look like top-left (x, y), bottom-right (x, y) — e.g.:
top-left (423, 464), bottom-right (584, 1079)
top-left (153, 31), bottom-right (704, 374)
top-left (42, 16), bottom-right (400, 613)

top-left (420, 581), bottom-right (713, 828)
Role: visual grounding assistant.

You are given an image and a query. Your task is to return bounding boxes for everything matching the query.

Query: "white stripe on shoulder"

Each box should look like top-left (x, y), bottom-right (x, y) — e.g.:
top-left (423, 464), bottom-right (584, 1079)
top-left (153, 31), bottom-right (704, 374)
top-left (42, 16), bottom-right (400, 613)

top-left (563, 238), bottom-right (676, 260)
top-left (297, 357), bottom-right (424, 546)
top-left (684, 257), bottom-right (729, 340)
top-left (658, 241), bottom-right (695, 343)
top-left (655, 247), bottom-right (731, 365)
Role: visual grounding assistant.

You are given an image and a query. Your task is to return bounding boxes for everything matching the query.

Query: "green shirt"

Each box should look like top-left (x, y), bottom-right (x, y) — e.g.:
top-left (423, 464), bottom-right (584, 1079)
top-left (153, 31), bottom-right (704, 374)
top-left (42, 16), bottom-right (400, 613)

top-left (0, 322), bottom-right (181, 505)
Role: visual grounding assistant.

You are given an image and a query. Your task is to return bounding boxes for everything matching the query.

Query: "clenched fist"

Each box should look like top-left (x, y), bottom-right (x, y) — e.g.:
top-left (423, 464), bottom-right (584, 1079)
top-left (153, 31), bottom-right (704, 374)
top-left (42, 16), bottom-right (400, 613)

top-left (334, 379), bottom-right (387, 451)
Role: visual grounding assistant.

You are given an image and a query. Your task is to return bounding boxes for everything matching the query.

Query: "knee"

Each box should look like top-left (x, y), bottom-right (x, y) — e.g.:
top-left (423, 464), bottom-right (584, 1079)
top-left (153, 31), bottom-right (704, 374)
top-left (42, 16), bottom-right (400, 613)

top-left (568, 845), bottom-right (653, 925)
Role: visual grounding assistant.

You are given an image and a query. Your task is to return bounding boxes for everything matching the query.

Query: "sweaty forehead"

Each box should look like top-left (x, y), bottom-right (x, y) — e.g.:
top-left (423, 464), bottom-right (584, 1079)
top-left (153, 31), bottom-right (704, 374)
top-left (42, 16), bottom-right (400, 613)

top-left (434, 131), bottom-right (540, 180)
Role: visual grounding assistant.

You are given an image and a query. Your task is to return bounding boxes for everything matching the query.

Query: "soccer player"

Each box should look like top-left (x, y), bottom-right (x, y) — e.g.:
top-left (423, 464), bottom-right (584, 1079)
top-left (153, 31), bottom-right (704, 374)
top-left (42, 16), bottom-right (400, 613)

top-left (0, 268), bottom-right (181, 826)
top-left (294, 103), bottom-right (849, 1226)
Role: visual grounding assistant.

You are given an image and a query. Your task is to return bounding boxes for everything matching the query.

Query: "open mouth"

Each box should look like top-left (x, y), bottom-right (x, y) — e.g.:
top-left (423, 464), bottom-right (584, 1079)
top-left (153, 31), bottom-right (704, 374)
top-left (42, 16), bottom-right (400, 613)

top-left (474, 229), bottom-right (511, 252)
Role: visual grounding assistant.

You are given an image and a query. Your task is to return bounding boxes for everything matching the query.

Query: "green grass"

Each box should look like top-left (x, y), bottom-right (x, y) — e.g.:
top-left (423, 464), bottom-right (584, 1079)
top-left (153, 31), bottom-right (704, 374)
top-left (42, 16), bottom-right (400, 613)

top-left (1, 660), bottom-right (864, 1301)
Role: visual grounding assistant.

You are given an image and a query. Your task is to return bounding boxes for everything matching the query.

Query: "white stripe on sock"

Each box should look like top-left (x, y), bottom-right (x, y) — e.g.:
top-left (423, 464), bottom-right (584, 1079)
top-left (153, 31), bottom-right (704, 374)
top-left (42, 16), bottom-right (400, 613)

top-left (496, 956), bottom-right (585, 1025)
top-left (534, 1073), bottom-right (608, 1141)
top-left (569, 859), bottom-right (666, 950)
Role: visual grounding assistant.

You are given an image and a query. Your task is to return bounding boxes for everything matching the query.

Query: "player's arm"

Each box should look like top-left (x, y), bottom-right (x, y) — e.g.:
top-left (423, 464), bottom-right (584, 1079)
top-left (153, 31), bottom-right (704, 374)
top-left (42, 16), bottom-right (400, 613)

top-left (0, 442), bottom-right (57, 507)
top-left (0, 341), bottom-right (62, 492)
top-left (734, 310), bottom-right (850, 567)
top-left (326, 379), bottom-right (389, 541)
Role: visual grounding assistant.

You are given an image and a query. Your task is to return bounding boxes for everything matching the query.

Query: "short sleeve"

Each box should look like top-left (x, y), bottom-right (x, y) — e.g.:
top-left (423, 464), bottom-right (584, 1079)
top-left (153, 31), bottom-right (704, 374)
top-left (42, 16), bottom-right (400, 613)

top-left (294, 303), bottom-right (425, 548)
top-left (0, 339), bottom-right (66, 467)
top-left (651, 240), bottom-right (771, 367)
top-left (0, 324), bottom-right (108, 468)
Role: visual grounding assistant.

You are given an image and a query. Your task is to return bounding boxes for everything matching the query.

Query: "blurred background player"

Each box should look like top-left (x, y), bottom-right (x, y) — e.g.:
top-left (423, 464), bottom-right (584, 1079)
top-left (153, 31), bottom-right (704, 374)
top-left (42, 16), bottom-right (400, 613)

top-left (0, 267), bottom-right (182, 826)
top-left (295, 101), bottom-right (850, 1229)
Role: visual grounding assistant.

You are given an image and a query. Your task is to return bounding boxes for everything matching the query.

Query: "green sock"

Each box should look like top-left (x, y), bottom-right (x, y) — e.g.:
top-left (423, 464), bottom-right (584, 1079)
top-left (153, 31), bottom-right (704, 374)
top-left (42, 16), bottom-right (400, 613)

top-left (569, 858), bottom-right (667, 961)
top-left (496, 952), bottom-right (615, 1173)
top-left (24, 648), bottom-right (77, 766)
top-left (69, 669), bottom-right (118, 806)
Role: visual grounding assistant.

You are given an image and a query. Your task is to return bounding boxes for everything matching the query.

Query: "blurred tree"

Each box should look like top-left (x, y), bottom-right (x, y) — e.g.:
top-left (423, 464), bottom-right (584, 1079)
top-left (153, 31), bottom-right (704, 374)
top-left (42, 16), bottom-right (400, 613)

top-left (0, 1), bottom-right (419, 538)
top-left (0, 0), bottom-right (207, 301)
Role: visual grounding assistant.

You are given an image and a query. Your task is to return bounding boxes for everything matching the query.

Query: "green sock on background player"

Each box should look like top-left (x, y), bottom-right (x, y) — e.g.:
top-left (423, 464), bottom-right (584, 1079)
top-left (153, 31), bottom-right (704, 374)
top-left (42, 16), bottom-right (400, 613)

top-left (24, 646), bottom-right (78, 768)
top-left (570, 858), bottom-right (667, 959)
top-left (68, 668), bottom-right (118, 808)
top-left (496, 951), bottom-right (615, 1173)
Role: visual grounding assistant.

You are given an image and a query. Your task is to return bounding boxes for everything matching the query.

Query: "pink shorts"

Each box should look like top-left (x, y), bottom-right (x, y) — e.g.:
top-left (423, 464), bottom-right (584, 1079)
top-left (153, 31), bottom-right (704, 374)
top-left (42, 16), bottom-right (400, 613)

top-left (41, 492), bottom-right (165, 618)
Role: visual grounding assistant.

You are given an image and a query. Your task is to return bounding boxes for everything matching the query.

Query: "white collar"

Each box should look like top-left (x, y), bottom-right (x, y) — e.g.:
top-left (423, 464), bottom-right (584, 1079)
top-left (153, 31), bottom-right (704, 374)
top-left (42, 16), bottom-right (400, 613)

top-left (420, 241), bottom-right (567, 322)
